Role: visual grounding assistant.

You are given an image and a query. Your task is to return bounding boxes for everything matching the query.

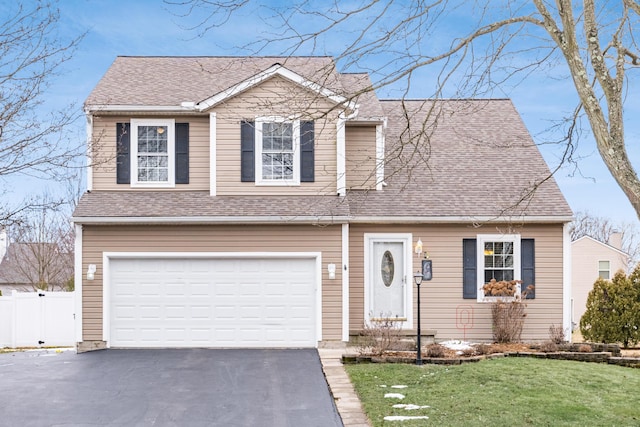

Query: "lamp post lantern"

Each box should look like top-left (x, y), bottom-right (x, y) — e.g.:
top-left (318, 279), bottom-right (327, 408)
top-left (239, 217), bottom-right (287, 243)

top-left (413, 270), bottom-right (423, 366)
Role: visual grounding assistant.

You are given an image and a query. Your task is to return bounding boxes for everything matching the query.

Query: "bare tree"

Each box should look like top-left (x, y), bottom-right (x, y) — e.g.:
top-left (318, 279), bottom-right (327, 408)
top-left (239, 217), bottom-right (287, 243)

top-left (0, 1), bottom-right (85, 223)
top-left (1, 200), bottom-right (74, 292)
top-left (168, 1), bottom-right (640, 218)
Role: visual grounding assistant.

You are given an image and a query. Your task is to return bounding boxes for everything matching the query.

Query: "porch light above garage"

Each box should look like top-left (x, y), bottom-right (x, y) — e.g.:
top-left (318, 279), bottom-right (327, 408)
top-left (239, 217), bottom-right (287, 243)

top-left (87, 264), bottom-right (96, 281)
top-left (327, 263), bottom-right (336, 280)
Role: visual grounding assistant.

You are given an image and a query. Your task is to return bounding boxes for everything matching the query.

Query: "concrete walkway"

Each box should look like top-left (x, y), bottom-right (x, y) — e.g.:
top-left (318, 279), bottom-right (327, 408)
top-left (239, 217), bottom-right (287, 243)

top-left (318, 349), bottom-right (371, 427)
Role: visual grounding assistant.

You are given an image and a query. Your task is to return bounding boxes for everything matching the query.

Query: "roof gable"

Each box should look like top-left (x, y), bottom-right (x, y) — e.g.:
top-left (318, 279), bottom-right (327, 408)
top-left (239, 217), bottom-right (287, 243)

top-left (84, 56), bottom-right (366, 113)
top-left (197, 63), bottom-right (356, 112)
top-left (572, 235), bottom-right (629, 257)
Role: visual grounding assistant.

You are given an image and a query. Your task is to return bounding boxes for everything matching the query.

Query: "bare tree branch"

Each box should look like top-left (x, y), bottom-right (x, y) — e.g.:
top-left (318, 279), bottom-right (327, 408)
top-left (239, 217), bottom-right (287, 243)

top-left (0, 1), bottom-right (85, 222)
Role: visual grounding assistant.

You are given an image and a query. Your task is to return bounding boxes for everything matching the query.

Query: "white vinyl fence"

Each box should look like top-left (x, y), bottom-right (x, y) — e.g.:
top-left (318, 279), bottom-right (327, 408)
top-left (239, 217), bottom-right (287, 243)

top-left (0, 290), bottom-right (75, 348)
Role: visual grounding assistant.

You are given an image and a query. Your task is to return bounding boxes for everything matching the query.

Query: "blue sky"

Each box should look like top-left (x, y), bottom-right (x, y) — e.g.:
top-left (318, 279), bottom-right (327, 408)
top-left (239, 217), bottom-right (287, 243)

top-left (28, 0), bottom-right (640, 224)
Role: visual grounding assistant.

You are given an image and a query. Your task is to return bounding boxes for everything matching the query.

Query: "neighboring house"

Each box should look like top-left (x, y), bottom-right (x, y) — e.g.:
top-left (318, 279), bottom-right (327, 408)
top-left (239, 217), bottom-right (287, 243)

top-left (0, 242), bottom-right (73, 293)
top-left (72, 56), bottom-right (573, 352)
top-left (571, 234), bottom-right (629, 330)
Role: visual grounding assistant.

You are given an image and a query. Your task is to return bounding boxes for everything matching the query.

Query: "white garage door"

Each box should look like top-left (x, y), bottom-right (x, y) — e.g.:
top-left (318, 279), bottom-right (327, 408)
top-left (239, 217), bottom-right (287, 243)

top-left (108, 257), bottom-right (317, 348)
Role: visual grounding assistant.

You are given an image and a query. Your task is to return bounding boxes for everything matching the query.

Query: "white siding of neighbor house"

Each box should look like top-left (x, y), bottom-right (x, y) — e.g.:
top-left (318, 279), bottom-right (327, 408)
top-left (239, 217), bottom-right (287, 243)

top-left (571, 236), bottom-right (628, 328)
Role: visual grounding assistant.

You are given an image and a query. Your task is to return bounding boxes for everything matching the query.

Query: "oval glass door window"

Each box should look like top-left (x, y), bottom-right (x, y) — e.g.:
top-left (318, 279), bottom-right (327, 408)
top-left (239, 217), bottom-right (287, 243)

top-left (381, 250), bottom-right (395, 287)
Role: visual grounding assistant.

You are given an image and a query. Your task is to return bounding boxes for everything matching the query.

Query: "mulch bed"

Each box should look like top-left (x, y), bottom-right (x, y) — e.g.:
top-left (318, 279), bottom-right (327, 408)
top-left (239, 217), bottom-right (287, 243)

top-left (344, 342), bottom-right (640, 368)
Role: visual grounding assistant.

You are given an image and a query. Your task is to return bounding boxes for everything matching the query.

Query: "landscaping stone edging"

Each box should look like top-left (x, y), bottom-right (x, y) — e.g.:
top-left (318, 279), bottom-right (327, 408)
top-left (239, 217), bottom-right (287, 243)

top-left (343, 351), bottom-right (640, 368)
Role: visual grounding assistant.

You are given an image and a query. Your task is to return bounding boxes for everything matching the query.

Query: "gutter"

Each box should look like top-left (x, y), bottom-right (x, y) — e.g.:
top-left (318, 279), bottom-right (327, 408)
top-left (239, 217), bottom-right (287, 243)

top-left (71, 214), bottom-right (573, 225)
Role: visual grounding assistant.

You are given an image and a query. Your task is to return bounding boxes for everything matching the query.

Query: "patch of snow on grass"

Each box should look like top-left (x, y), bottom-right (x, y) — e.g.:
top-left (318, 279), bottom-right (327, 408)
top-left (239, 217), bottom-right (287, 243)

top-left (384, 393), bottom-right (405, 399)
top-left (384, 415), bottom-right (429, 421)
top-left (391, 385), bottom-right (408, 389)
top-left (379, 385), bottom-right (387, 388)
top-left (393, 404), bottom-right (430, 410)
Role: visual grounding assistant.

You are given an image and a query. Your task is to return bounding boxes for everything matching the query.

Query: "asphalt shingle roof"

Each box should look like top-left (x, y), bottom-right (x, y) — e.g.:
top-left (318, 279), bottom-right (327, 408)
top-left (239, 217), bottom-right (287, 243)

top-left (76, 56), bottom-right (571, 223)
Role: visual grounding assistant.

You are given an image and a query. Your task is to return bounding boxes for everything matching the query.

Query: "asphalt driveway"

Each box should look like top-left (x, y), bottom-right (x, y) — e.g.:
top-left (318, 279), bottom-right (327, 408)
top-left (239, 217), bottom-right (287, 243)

top-left (0, 348), bottom-right (343, 427)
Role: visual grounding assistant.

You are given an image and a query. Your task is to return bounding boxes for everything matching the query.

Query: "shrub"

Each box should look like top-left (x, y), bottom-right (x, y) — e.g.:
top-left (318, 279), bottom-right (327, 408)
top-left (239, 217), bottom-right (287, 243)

top-left (357, 315), bottom-right (403, 356)
top-left (578, 344), bottom-right (593, 353)
top-left (484, 280), bottom-right (533, 343)
top-left (425, 343), bottom-right (446, 358)
top-left (460, 347), bottom-right (476, 357)
top-left (539, 341), bottom-right (558, 353)
top-left (580, 266), bottom-right (640, 348)
top-left (474, 343), bottom-right (492, 355)
top-left (548, 324), bottom-right (566, 344)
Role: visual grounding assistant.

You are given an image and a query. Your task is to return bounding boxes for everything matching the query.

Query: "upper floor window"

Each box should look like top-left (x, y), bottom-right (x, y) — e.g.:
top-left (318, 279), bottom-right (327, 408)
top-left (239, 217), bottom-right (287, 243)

top-left (116, 121), bottom-right (189, 187)
top-left (131, 119), bottom-right (175, 187)
top-left (255, 118), bottom-right (300, 185)
top-left (598, 260), bottom-right (611, 280)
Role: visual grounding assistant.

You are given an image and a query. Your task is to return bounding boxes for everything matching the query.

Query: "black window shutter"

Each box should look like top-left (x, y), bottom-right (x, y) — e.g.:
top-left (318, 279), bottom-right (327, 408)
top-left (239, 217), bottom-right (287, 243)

top-left (521, 239), bottom-right (536, 299)
top-left (116, 123), bottom-right (130, 184)
top-left (175, 123), bottom-right (189, 184)
top-left (241, 121), bottom-right (255, 182)
top-left (462, 239), bottom-right (477, 299)
top-left (300, 121), bottom-right (315, 182)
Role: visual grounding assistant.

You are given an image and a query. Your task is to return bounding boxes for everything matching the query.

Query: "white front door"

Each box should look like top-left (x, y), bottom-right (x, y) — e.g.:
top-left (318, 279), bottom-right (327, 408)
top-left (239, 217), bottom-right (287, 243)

top-left (365, 234), bottom-right (412, 327)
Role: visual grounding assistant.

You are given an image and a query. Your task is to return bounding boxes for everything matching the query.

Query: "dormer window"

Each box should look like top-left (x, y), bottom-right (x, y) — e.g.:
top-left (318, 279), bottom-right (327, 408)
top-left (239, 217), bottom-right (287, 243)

top-left (131, 119), bottom-right (175, 187)
top-left (256, 119), bottom-right (299, 184)
top-left (240, 119), bottom-right (315, 185)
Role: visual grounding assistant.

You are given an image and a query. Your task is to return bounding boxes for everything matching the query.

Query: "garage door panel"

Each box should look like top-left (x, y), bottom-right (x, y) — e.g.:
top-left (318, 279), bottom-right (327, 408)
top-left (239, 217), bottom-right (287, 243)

top-left (110, 257), bottom-right (316, 348)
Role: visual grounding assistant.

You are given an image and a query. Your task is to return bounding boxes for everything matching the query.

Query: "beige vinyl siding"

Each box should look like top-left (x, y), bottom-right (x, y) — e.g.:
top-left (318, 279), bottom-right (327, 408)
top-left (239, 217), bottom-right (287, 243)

top-left (345, 125), bottom-right (377, 190)
top-left (91, 115), bottom-right (210, 191)
top-left (81, 224), bottom-right (342, 342)
top-left (349, 223), bottom-right (565, 342)
top-left (214, 75), bottom-right (339, 195)
top-left (571, 237), bottom-right (628, 327)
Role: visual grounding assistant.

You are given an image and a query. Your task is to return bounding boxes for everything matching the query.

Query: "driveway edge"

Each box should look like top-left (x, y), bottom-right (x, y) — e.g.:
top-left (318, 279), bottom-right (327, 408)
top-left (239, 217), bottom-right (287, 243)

top-left (318, 349), bottom-right (371, 427)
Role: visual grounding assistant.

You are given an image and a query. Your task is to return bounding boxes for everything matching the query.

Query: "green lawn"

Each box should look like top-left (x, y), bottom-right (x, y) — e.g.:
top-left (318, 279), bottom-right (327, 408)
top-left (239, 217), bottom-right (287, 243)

top-left (345, 358), bottom-right (640, 426)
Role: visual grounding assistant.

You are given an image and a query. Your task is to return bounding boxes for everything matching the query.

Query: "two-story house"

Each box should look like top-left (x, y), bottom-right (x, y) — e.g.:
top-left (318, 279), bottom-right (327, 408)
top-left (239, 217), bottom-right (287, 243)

top-left (72, 56), bottom-right (573, 351)
top-left (571, 234), bottom-right (629, 331)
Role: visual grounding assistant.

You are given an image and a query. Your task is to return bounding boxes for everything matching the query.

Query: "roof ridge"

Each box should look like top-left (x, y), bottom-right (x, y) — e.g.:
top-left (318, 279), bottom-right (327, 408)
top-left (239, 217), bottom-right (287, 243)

top-left (379, 98), bottom-right (512, 101)
top-left (115, 55), bottom-right (334, 59)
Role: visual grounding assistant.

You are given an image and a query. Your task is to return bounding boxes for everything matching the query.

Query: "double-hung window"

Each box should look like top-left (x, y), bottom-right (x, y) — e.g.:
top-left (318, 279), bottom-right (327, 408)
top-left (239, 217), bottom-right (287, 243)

top-left (477, 234), bottom-right (521, 301)
top-left (598, 260), bottom-right (611, 280)
top-left (255, 118), bottom-right (300, 185)
top-left (131, 119), bottom-right (175, 187)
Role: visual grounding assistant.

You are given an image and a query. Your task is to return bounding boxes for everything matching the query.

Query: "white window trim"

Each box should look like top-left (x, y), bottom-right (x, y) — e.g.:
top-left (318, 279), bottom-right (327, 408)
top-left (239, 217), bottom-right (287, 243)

top-left (255, 116), bottom-right (300, 186)
top-left (130, 118), bottom-right (176, 188)
top-left (477, 234), bottom-right (521, 302)
top-left (598, 260), bottom-right (611, 280)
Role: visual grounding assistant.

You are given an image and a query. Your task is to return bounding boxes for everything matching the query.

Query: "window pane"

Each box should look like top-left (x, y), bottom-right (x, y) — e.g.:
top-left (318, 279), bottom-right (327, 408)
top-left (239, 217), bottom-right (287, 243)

top-left (260, 121), bottom-right (295, 181)
top-left (484, 256), bottom-right (494, 268)
top-left (504, 255), bottom-right (513, 268)
top-left (158, 169), bottom-right (168, 181)
top-left (598, 261), bottom-right (610, 270)
top-left (484, 242), bottom-right (494, 255)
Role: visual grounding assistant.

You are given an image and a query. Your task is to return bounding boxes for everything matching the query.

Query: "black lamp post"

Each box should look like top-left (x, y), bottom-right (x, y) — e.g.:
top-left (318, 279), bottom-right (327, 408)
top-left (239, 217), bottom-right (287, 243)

top-left (413, 270), bottom-right (423, 366)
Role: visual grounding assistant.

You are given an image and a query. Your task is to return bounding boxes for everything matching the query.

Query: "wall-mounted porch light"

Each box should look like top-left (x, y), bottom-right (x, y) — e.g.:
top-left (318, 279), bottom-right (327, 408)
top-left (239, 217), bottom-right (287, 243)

top-left (87, 264), bottom-right (96, 281)
top-left (327, 263), bottom-right (336, 280)
top-left (415, 238), bottom-right (423, 256)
